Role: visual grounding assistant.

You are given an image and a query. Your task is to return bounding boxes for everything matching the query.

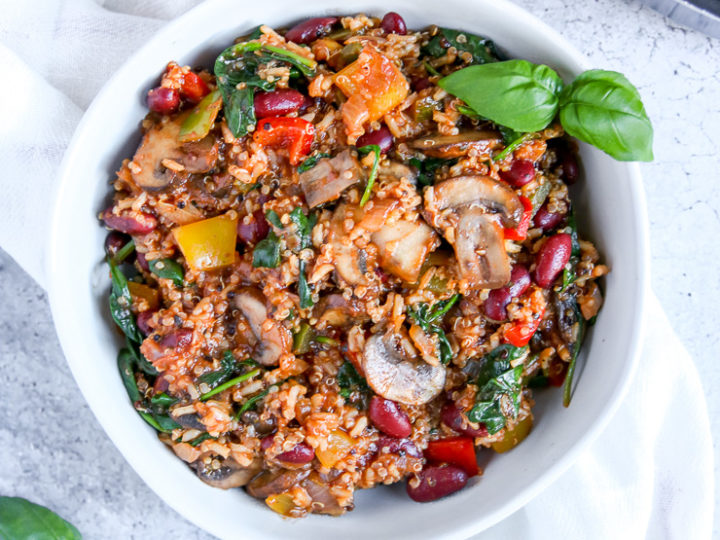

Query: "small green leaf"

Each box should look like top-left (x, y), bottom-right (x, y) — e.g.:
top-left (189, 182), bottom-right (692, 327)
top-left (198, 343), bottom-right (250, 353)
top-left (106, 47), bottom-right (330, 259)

top-left (357, 144), bottom-right (380, 206)
top-left (289, 208), bottom-right (313, 250)
top-left (298, 261), bottom-right (313, 309)
top-left (265, 210), bottom-right (282, 228)
top-left (148, 258), bottom-right (184, 287)
top-left (297, 153), bottom-right (330, 173)
top-left (439, 60), bottom-right (563, 132)
top-left (252, 231), bottom-right (281, 268)
top-left (108, 259), bottom-right (143, 344)
top-left (223, 87), bottom-right (256, 138)
top-left (559, 70), bottom-right (653, 161)
top-left (0, 497), bottom-right (81, 540)
top-left (424, 28), bottom-right (501, 65)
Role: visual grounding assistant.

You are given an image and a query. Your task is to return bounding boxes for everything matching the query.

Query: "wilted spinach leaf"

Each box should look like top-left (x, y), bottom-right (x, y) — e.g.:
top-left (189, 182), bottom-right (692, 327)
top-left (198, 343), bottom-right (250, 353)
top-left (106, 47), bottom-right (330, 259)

top-left (148, 258), bottom-right (184, 287)
top-left (409, 156), bottom-right (457, 186)
top-left (252, 230), bottom-right (281, 268)
top-left (407, 295), bottom-right (460, 364)
top-left (337, 361), bottom-right (371, 408)
top-left (424, 27), bottom-right (501, 65)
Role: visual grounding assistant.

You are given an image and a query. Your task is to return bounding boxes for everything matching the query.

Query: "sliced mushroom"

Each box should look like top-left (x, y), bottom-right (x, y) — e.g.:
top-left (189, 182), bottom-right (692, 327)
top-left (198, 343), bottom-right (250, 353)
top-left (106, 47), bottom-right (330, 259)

top-left (454, 207), bottom-right (511, 289)
top-left (194, 456), bottom-right (262, 489)
top-left (371, 220), bottom-right (440, 282)
top-left (234, 287), bottom-right (292, 366)
top-left (362, 332), bottom-right (446, 406)
top-left (429, 175), bottom-right (523, 227)
top-left (302, 473), bottom-right (344, 516)
top-left (246, 469), bottom-right (311, 500)
top-left (131, 116), bottom-right (219, 190)
top-left (155, 200), bottom-right (204, 225)
top-left (378, 160), bottom-right (417, 183)
top-left (173, 413), bottom-right (205, 431)
top-left (299, 149), bottom-right (366, 208)
top-left (425, 175), bottom-right (523, 289)
top-left (328, 204), bottom-right (370, 286)
top-left (410, 130), bottom-right (502, 158)
top-left (314, 294), bottom-right (368, 328)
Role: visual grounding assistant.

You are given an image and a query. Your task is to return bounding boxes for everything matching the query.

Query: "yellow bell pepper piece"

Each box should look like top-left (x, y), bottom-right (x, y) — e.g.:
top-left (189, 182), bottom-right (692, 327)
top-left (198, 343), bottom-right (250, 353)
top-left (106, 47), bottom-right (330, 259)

top-left (315, 429), bottom-right (356, 468)
top-left (173, 214), bottom-right (238, 272)
top-left (127, 282), bottom-right (160, 310)
top-left (265, 493), bottom-right (298, 517)
top-left (491, 415), bottom-right (533, 454)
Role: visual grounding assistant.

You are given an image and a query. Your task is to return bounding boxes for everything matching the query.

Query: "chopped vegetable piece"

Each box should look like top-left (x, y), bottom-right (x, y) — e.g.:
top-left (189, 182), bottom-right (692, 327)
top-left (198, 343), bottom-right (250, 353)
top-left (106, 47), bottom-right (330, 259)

top-left (173, 214), bottom-right (238, 272)
top-left (503, 195), bottom-right (534, 241)
top-left (253, 117), bottom-right (315, 165)
top-left (127, 282), bottom-right (160, 310)
top-left (491, 415), bottom-right (533, 453)
top-left (265, 493), bottom-right (299, 516)
top-left (178, 89), bottom-right (223, 143)
top-left (315, 429), bottom-right (356, 468)
top-left (425, 437), bottom-right (479, 476)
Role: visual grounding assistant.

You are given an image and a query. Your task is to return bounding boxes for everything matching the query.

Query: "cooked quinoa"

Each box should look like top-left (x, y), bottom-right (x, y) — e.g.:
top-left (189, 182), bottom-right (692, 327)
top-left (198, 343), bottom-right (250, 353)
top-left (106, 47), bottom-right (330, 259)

top-left (101, 13), bottom-right (607, 517)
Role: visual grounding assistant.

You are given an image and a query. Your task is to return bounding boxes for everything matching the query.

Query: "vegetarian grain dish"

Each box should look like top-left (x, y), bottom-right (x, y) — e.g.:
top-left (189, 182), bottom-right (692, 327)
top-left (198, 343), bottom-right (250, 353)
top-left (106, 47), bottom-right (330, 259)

top-left (100, 13), bottom-right (629, 517)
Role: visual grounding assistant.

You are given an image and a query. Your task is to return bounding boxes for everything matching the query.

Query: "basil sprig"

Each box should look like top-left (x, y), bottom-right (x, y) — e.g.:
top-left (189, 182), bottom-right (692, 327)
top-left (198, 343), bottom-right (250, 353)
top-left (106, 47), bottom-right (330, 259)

top-left (0, 497), bottom-right (81, 540)
top-left (439, 62), bottom-right (653, 161)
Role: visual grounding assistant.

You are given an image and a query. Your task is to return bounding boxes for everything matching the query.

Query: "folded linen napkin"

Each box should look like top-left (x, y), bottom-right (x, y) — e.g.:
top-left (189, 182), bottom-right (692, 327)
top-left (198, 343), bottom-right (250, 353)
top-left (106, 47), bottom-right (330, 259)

top-left (0, 1), bottom-right (713, 538)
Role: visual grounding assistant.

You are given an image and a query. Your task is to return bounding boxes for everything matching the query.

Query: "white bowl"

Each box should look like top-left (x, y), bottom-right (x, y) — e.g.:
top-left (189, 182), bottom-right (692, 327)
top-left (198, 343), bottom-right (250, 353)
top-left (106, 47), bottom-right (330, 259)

top-left (47, 0), bottom-right (649, 538)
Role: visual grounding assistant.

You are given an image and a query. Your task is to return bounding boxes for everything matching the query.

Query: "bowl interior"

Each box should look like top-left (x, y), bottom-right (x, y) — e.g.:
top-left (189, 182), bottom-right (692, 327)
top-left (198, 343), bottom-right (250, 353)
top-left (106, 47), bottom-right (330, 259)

top-left (48, 0), bottom-right (648, 538)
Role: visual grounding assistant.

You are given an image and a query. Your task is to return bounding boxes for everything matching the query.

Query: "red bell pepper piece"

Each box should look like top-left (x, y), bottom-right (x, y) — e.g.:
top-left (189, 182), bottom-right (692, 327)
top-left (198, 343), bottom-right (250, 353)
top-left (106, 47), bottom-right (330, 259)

top-left (504, 302), bottom-right (547, 347)
top-left (504, 195), bottom-right (533, 241)
top-left (424, 437), bottom-right (479, 476)
top-left (180, 71), bottom-right (210, 103)
top-left (253, 117), bottom-right (315, 165)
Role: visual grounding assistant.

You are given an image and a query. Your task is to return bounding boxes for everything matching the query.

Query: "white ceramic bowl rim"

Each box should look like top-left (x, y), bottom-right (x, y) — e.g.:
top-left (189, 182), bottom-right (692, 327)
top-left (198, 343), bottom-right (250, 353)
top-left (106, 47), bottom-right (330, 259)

top-left (47, 1), bottom-right (649, 538)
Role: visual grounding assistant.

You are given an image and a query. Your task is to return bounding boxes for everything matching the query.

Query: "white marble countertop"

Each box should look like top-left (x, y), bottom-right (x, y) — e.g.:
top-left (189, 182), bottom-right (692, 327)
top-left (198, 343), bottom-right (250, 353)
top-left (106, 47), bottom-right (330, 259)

top-left (0, 0), bottom-right (717, 537)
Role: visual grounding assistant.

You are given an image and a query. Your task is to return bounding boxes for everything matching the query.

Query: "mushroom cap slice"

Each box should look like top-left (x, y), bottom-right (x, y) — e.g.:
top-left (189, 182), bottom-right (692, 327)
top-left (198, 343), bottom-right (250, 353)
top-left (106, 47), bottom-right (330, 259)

top-left (328, 204), bottom-right (370, 286)
top-left (246, 469), bottom-right (312, 499)
top-left (362, 332), bottom-right (446, 406)
top-left (410, 130), bottom-right (502, 158)
top-left (429, 175), bottom-right (523, 228)
top-left (299, 149), bottom-right (365, 208)
top-left (194, 456), bottom-right (261, 489)
top-left (234, 287), bottom-right (291, 366)
top-left (131, 116), bottom-right (219, 190)
top-left (371, 220), bottom-right (440, 283)
top-left (454, 207), bottom-right (511, 289)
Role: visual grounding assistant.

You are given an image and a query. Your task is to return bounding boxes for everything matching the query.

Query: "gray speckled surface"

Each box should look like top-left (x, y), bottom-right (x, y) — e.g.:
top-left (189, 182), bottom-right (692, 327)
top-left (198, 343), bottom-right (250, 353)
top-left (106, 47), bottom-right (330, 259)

top-left (1, 0), bottom-right (718, 538)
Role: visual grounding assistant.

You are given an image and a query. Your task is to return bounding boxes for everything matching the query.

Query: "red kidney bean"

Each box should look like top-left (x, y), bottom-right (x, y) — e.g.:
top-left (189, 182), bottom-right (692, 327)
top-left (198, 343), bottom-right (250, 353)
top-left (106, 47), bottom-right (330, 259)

top-left (441, 404), bottom-right (487, 438)
top-left (381, 12), bottom-right (407, 35)
top-left (136, 252), bottom-right (150, 272)
top-left (254, 89), bottom-right (307, 119)
top-left (499, 159), bottom-right (536, 187)
top-left (411, 76), bottom-right (432, 91)
top-left (146, 87), bottom-right (179, 114)
top-left (285, 17), bottom-right (338, 44)
top-left (406, 465), bottom-right (469, 502)
top-left (375, 436), bottom-right (422, 458)
top-left (153, 374), bottom-right (170, 394)
top-left (102, 207), bottom-right (157, 235)
top-left (560, 153), bottom-right (579, 185)
top-left (137, 310), bottom-right (156, 336)
top-left (534, 233), bottom-right (572, 288)
top-left (276, 442), bottom-right (315, 464)
top-left (104, 231), bottom-right (132, 257)
top-left (368, 396), bottom-right (412, 438)
top-left (159, 328), bottom-right (193, 351)
top-left (533, 202), bottom-right (565, 231)
top-left (483, 265), bottom-right (531, 321)
top-left (237, 209), bottom-right (270, 246)
top-left (356, 125), bottom-right (394, 153)
top-left (260, 435), bottom-right (275, 451)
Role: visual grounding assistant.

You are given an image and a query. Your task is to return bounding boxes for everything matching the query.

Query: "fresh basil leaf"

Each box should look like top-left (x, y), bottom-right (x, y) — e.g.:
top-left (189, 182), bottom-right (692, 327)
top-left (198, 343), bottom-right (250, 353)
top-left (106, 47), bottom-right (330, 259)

top-left (148, 258), bottom-right (184, 287)
top-left (424, 28), bottom-right (501, 65)
top-left (357, 144), bottom-right (381, 206)
top-left (265, 210), bottom-right (282, 228)
top-left (298, 261), bottom-right (313, 309)
top-left (297, 153), bottom-right (330, 173)
top-left (559, 69), bottom-right (653, 161)
top-left (252, 231), bottom-right (281, 268)
top-left (0, 497), bottom-right (81, 540)
top-left (439, 60), bottom-right (563, 132)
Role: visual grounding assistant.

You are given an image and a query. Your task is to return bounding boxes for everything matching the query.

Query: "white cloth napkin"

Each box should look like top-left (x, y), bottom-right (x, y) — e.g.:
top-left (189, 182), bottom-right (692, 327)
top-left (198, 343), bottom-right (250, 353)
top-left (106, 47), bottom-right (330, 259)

top-left (0, 1), bottom-right (713, 538)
